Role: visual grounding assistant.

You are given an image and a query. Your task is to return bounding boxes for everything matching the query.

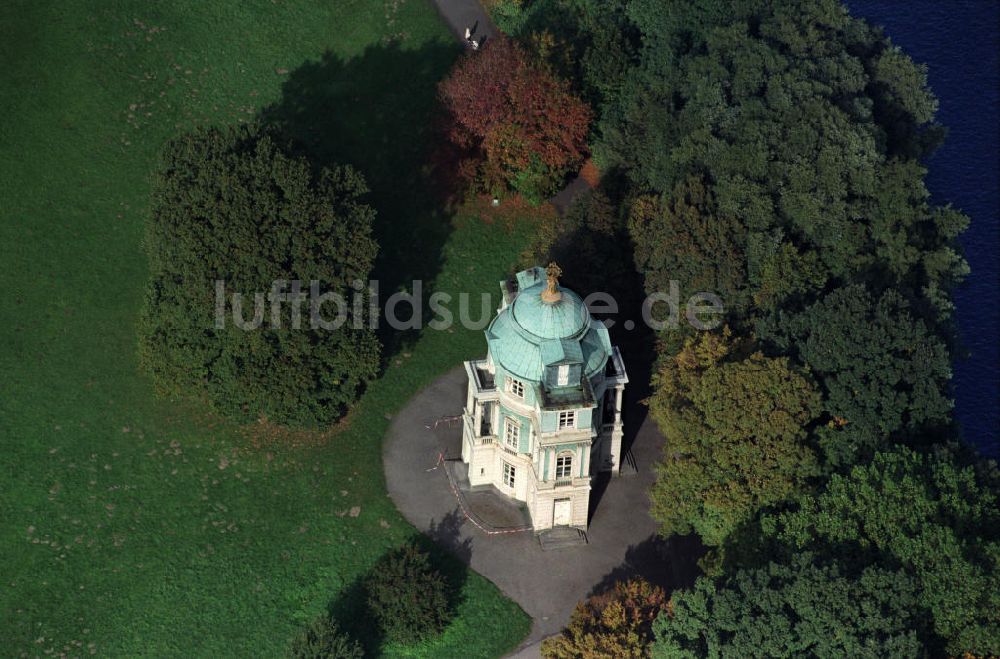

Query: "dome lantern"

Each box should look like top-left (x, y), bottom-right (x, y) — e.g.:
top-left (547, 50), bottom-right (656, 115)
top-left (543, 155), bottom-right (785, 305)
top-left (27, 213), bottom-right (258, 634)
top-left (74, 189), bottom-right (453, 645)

top-left (541, 261), bottom-right (562, 304)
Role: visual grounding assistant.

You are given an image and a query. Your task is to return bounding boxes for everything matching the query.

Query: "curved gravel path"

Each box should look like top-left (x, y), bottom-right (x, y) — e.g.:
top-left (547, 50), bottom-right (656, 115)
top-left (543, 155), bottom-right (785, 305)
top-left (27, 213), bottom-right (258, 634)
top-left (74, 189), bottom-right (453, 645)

top-left (383, 365), bottom-right (701, 651)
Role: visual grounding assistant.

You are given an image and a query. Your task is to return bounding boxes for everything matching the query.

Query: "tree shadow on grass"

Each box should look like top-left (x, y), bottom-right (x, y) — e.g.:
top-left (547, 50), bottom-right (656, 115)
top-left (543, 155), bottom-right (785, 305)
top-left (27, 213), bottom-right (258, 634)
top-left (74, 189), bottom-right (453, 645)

top-left (325, 528), bottom-right (472, 656)
top-left (419, 515), bottom-right (472, 622)
top-left (260, 40), bottom-right (461, 361)
top-left (326, 576), bottom-right (383, 656)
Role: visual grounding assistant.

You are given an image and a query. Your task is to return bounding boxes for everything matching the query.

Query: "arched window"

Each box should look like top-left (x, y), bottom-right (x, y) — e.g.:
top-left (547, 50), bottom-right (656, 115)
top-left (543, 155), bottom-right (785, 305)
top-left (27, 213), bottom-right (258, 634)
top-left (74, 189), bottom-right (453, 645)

top-left (555, 452), bottom-right (573, 480)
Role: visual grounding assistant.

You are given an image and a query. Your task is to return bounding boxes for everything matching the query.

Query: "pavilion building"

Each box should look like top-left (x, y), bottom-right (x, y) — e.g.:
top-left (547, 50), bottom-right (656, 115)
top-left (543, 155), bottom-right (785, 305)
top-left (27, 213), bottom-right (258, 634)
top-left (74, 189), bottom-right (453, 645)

top-left (461, 264), bottom-right (627, 531)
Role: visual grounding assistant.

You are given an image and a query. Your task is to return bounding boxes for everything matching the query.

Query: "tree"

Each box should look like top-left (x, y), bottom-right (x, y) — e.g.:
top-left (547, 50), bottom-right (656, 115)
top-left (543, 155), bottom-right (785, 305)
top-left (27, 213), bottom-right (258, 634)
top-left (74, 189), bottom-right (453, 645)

top-left (628, 177), bottom-right (750, 323)
top-left (652, 554), bottom-right (922, 658)
top-left (598, 0), bottom-right (967, 320)
top-left (761, 447), bottom-right (1000, 655)
top-left (138, 124), bottom-right (380, 427)
top-left (439, 36), bottom-right (591, 201)
top-left (289, 616), bottom-right (363, 659)
top-left (487, 0), bottom-right (638, 111)
top-left (648, 329), bottom-right (822, 546)
top-left (543, 579), bottom-right (667, 659)
top-left (758, 284), bottom-right (953, 464)
top-left (365, 544), bottom-right (452, 644)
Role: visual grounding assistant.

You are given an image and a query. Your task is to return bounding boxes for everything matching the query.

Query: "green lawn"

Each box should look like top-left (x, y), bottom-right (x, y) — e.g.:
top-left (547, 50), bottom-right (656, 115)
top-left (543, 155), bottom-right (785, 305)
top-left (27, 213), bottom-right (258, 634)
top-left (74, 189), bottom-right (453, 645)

top-left (0, 1), bottom-right (532, 655)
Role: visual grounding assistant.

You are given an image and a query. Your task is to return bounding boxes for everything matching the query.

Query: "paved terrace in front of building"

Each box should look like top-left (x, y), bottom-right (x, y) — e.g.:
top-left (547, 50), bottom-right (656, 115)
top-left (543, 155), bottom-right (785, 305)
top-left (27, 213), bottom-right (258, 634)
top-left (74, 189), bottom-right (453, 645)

top-left (383, 365), bottom-right (703, 649)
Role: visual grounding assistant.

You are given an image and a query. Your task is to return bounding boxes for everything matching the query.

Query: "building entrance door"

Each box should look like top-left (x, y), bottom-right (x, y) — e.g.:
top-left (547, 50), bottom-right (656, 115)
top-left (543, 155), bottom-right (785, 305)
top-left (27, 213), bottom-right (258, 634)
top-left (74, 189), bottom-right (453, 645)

top-left (553, 498), bottom-right (572, 526)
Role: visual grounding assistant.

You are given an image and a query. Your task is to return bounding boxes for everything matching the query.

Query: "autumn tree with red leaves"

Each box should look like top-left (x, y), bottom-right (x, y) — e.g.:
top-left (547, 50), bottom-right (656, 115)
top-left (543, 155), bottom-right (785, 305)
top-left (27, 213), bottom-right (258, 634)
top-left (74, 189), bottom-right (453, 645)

top-left (541, 578), bottom-right (668, 658)
top-left (438, 37), bottom-right (591, 202)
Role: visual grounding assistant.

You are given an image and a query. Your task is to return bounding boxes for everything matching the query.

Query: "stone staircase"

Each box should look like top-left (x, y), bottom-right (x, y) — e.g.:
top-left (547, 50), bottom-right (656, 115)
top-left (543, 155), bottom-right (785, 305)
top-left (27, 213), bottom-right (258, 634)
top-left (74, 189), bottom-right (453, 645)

top-left (537, 526), bottom-right (588, 551)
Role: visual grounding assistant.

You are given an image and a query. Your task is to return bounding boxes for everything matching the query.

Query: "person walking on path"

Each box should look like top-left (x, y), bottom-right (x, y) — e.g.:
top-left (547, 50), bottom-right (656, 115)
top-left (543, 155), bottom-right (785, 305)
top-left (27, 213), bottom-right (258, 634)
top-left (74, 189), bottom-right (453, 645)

top-left (464, 20), bottom-right (481, 48)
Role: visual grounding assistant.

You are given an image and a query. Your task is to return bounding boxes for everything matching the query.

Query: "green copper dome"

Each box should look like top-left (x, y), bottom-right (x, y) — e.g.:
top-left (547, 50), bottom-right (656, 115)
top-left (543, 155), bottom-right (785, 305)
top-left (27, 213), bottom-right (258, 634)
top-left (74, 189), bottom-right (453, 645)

top-left (511, 282), bottom-right (589, 340)
top-left (485, 267), bottom-right (612, 383)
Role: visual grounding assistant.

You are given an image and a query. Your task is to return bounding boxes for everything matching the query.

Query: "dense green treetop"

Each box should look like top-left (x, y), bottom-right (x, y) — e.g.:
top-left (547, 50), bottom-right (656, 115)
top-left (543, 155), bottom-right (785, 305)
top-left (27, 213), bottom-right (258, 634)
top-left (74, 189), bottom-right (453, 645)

top-left (648, 329), bottom-right (821, 546)
top-left (365, 543), bottom-right (453, 644)
top-left (600, 0), bottom-right (966, 318)
top-left (653, 447), bottom-right (1000, 656)
top-left (520, 185), bottom-right (642, 315)
top-left (289, 616), bottom-right (363, 659)
top-left (759, 283), bottom-right (953, 464)
top-left (761, 447), bottom-right (1000, 655)
top-left (652, 554), bottom-right (922, 658)
top-left (628, 177), bottom-right (750, 323)
top-left (489, 0), bottom-right (638, 111)
top-left (139, 124), bottom-right (380, 427)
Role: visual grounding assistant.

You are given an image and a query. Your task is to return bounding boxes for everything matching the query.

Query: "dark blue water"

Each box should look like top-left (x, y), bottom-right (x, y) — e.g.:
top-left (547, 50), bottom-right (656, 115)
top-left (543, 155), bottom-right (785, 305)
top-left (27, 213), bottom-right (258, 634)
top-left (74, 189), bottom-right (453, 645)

top-left (848, 0), bottom-right (1000, 457)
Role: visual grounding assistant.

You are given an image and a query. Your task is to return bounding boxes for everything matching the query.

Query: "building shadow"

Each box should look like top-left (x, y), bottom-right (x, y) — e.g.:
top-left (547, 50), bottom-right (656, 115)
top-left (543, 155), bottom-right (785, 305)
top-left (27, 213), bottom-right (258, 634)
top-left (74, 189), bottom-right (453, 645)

top-left (616, 325), bottom-right (655, 458)
top-left (586, 471), bottom-right (611, 524)
top-left (539, 179), bottom-right (653, 459)
top-left (260, 40), bottom-right (461, 361)
top-left (586, 533), bottom-right (705, 598)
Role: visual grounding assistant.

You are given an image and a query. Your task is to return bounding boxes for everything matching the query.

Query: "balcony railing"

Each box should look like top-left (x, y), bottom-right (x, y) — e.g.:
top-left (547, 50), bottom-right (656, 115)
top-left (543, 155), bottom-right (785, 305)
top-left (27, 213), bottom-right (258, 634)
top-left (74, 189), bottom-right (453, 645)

top-left (468, 359), bottom-right (496, 392)
top-left (528, 463), bottom-right (590, 491)
top-left (464, 413), bottom-right (497, 446)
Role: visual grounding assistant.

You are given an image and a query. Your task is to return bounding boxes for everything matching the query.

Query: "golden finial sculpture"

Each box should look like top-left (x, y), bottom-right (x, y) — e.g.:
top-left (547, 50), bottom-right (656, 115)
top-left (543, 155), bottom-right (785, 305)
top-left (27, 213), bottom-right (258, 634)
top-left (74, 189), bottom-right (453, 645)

top-left (541, 262), bottom-right (562, 303)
